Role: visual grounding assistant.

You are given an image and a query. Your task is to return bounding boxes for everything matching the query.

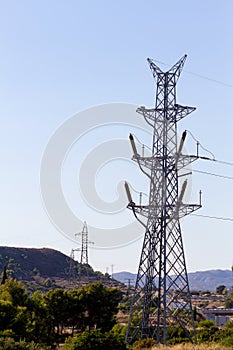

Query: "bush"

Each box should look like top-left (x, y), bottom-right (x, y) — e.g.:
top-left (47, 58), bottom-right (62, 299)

top-left (196, 320), bottom-right (219, 343)
top-left (111, 323), bottom-right (127, 337)
top-left (132, 338), bottom-right (157, 349)
top-left (0, 337), bottom-right (45, 350)
top-left (64, 329), bottom-right (127, 350)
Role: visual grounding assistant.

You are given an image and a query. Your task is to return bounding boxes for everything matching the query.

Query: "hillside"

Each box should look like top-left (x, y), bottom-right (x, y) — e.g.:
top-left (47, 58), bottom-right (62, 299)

top-left (0, 246), bottom-right (123, 292)
top-left (0, 246), bottom-right (75, 279)
top-left (113, 269), bottom-right (233, 291)
top-left (1, 246), bottom-right (231, 292)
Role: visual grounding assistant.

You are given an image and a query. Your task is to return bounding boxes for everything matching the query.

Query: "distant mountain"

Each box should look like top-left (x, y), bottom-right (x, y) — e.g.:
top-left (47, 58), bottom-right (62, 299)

top-left (1, 246), bottom-right (231, 292)
top-left (188, 270), bottom-right (233, 291)
top-left (113, 271), bottom-right (137, 285)
top-left (113, 269), bottom-right (233, 291)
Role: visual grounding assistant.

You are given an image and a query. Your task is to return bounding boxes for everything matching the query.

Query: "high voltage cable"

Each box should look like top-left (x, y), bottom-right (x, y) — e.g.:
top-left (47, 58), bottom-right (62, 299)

top-left (196, 156), bottom-right (233, 167)
top-left (128, 182), bottom-right (149, 197)
top-left (191, 168), bottom-right (233, 180)
top-left (185, 129), bottom-right (233, 167)
top-left (191, 214), bottom-right (233, 222)
top-left (212, 159), bottom-right (233, 166)
top-left (184, 70), bottom-right (233, 89)
top-left (153, 59), bottom-right (233, 88)
top-left (186, 129), bottom-right (216, 160)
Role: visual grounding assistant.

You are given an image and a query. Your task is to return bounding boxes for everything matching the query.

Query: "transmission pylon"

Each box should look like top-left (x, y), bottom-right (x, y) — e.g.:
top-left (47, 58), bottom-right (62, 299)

top-left (69, 248), bottom-right (79, 282)
top-left (76, 221), bottom-right (94, 265)
top-left (125, 55), bottom-right (202, 345)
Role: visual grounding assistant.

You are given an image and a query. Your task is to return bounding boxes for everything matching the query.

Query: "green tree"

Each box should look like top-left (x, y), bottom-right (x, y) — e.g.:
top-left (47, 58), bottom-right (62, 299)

top-left (0, 298), bottom-right (16, 333)
top-left (67, 287), bottom-right (86, 333)
top-left (1, 265), bottom-right (7, 285)
top-left (216, 285), bottom-right (226, 295)
top-left (84, 282), bottom-right (121, 331)
top-left (0, 279), bottom-right (30, 340)
top-left (27, 290), bottom-right (54, 345)
top-left (0, 278), bottom-right (28, 306)
top-left (225, 289), bottom-right (233, 308)
top-left (45, 289), bottom-right (70, 336)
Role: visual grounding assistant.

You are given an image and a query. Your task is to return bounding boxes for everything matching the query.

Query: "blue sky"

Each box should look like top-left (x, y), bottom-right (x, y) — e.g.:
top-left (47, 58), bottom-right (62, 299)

top-left (0, 1), bottom-right (233, 274)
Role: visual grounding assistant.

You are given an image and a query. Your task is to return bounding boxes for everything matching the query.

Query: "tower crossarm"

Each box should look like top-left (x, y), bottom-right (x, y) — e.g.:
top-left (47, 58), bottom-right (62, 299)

top-left (137, 104), bottom-right (196, 126)
top-left (147, 55), bottom-right (187, 82)
top-left (131, 154), bottom-right (198, 172)
top-left (127, 202), bottom-right (201, 220)
top-left (132, 155), bottom-right (159, 172)
top-left (136, 106), bottom-right (156, 127)
top-left (178, 203), bottom-right (202, 218)
top-left (175, 104), bottom-right (196, 122)
top-left (176, 154), bottom-right (198, 170)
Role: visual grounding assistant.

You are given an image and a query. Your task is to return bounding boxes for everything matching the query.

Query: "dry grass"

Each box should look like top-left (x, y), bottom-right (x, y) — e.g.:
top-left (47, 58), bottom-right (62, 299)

top-left (151, 344), bottom-right (229, 350)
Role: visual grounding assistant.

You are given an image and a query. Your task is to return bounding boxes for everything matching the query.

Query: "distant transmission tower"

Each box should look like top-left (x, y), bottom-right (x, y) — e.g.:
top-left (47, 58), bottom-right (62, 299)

top-left (76, 221), bottom-right (94, 264)
top-left (69, 248), bottom-right (79, 281)
top-left (125, 55), bottom-right (202, 345)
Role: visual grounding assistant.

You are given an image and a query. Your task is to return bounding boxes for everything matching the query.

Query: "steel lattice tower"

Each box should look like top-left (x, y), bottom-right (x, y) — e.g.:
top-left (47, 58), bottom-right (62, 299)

top-left (125, 55), bottom-right (202, 345)
top-left (69, 248), bottom-right (79, 281)
top-left (76, 221), bottom-right (93, 265)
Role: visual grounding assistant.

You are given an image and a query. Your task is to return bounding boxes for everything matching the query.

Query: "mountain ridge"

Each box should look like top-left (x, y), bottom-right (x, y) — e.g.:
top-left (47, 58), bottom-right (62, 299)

top-left (113, 269), bottom-right (233, 291)
top-left (1, 246), bottom-right (231, 292)
top-left (0, 246), bottom-right (122, 292)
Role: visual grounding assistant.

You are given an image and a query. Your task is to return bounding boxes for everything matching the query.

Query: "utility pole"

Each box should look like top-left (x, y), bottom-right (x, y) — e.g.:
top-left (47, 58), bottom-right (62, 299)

top-left (125, 278), bottom-right (135, 295)
top-left (111, 264), bottom-right (114, 279)
top-left (125, 55), bottom-right (202, 345)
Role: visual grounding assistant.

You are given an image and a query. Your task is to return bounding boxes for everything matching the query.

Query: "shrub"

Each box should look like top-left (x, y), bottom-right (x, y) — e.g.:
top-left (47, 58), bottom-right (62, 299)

top-left (196, 320), bottom-right (219, 343)
top-left (0, 337), bottom-right (45, 350)
top-left (132, 338), bottom-right (157, 349)
top-left (220, 335), bottom-right (233, 347)
top-left (64, 329), bottom-right (127, 350)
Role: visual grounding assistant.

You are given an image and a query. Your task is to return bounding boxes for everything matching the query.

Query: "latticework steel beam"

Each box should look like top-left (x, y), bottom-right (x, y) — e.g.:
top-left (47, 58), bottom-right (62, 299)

top-left (126, 55), bottom-right (201, 345)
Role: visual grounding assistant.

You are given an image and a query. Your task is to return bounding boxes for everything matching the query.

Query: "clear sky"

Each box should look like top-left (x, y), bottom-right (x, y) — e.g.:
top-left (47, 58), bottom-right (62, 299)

top-left (0, 1), bottom-right (233, 274)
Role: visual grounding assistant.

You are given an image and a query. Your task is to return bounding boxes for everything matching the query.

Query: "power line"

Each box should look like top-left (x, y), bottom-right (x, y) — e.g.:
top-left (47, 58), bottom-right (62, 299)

top-left (152, 59), bottom-right (233, 88)
top-left (186, 129), bottom-right (216, 160)
top-left (184, 130), bottom-right (233, 167)
top-left (190, 168), bottom-right (233, 180)
top-left (128, 182), bottom-right (149, 197)
top-left (213, 159), bottom-right (233, 167)
top-left (184, 70), bottom-right (233, 89)
top-left (191, 214), bottom-right (233, 222)
top-left (196, 156), bottom-right (233, 167)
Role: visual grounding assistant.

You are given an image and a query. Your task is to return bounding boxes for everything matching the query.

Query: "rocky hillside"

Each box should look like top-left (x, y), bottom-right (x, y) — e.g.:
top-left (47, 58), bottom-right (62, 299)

top-left (0, 246), bottom-right (74, 279)
top-left (0, 246), bottom-right (123, 292)
top-left (2, 246), bottom-right (230, 292)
